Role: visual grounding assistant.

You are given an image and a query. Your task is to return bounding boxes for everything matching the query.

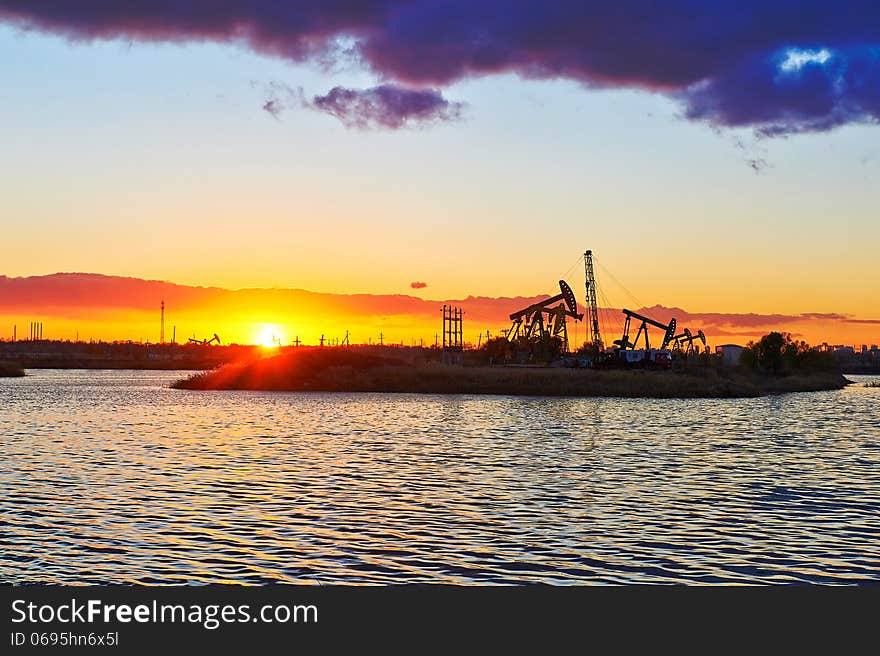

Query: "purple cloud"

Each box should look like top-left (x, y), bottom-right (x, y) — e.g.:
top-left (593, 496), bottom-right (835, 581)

top-left (307, 85), bottom-right (462, 129)
top-left (800, 312), bottom-right (851, 320)
top-left (680, 46), bottom-right (880, 137)
top-left (1, 2), bottom-right (879, 136)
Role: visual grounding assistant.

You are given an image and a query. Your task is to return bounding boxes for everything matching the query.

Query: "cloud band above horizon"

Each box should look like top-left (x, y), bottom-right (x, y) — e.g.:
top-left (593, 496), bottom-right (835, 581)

top-left (1, 1), bottom-right (878, 135)
top-left (0, 273), bottom-right (876, 347)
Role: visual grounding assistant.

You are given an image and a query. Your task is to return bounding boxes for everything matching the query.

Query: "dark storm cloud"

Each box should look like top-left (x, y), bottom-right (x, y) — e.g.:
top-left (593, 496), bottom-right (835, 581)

top-left (2, 1), bottom-right (878, 135)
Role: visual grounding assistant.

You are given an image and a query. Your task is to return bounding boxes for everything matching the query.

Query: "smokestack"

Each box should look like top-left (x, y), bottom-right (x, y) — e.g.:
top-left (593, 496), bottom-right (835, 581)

top-left (160, 300), bottom-right (165, 344)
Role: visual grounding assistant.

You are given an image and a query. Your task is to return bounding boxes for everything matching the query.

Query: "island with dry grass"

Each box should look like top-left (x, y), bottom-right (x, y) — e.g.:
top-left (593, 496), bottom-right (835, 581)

top-left (0, 361), bottom-right (25, 377)
top-left (171, 347), bottom-right (848, 398)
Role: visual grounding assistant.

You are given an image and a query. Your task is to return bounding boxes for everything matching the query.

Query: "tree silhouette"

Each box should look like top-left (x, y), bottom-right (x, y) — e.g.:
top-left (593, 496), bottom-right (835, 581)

top-left (743, 332), bottom-right (836, 375)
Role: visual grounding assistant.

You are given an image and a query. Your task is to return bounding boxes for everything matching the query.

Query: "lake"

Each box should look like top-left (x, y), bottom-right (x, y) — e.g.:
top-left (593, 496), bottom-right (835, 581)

top-left (2, 369), bottom-right (879, 584)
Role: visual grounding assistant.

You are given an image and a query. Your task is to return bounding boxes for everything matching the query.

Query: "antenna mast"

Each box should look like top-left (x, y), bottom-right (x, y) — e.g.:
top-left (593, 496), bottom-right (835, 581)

top-left (584, 250), bottom-right (603, 351)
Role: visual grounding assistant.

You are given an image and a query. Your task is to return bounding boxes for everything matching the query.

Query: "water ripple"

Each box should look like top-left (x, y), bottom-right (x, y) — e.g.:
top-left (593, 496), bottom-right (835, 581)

top-left (1, 370), bottom-right (879, 584)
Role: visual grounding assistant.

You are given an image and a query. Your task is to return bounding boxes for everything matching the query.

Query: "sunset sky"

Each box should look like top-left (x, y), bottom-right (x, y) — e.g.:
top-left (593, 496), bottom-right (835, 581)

top-left (1, 3), bottom-right (878, 346)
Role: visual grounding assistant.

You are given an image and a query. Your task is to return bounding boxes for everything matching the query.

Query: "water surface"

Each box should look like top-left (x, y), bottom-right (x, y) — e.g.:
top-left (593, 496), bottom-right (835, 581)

top-left (2, 370), bottom-right (879, 584)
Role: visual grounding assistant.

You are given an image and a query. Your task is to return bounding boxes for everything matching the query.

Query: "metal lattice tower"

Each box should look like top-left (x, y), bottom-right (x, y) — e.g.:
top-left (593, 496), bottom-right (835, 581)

top-left (441, 305), bottom-right (464, 365)
top-left (584, 250), bottom-right (603, 350)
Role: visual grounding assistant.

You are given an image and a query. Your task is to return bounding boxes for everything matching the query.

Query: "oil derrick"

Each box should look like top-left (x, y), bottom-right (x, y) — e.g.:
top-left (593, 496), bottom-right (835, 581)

top-left (507, 280), bottom-right (583, 357)
top-left (583, 250), bottom-right (603, 351)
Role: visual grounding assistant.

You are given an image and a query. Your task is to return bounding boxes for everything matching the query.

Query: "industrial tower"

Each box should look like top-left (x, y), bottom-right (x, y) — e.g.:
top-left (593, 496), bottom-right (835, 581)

top-left (160, 300), bottom-right (165, 344)
top-left (583, 250), bottom-right (603, 351)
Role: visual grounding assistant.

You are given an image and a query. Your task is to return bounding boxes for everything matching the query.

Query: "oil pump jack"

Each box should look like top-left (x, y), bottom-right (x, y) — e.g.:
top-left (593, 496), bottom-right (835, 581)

top-left (188, 333), bottom-right (221, 346)
top-left (613, 309), bottom-right (676, 366)
top-left (507, 280), bottom-right (583, 355)
top-left (672, 328), bottom-right (707, 356)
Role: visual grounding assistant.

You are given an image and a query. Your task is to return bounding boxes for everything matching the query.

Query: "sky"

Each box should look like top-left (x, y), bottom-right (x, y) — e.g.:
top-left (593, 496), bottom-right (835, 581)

top-left (0, 3), bottom-right (878, 345)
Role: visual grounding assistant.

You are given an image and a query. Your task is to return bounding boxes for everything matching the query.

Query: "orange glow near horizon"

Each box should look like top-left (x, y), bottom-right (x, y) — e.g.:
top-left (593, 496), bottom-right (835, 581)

top-left (1, 304), bottom-right (878, 351)
top-left (0, 269), bottom-right (877, 350)
top-left (253, 323), bottom-right (285, 348)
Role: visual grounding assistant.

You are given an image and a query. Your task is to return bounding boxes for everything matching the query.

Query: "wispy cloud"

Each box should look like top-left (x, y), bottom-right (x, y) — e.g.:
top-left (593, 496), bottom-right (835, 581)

top-left (262, 98), bottom-right (283, 119)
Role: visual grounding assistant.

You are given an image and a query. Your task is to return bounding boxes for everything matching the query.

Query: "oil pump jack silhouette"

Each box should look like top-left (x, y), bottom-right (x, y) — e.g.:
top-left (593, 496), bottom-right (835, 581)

top-left (506, 280), bottom-right (583, 354)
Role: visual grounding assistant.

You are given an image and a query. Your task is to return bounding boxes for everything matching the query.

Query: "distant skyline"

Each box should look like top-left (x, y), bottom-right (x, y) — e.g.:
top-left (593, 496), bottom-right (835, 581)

top-left (0, 5), bottom-right (877, 327)
top-left (1, 272), bottom-right (877, 348)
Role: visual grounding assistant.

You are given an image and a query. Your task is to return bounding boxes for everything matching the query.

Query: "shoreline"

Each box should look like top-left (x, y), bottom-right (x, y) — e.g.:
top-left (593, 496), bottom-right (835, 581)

top-left (171, 350), bottom-right (850, 399)
top-left (0, 361), bottom-right (25, 377)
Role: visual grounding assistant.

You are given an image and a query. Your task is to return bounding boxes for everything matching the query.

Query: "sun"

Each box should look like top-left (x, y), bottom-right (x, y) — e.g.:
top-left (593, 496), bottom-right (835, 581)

top-left (254, 324), bottom-right (284, 348)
